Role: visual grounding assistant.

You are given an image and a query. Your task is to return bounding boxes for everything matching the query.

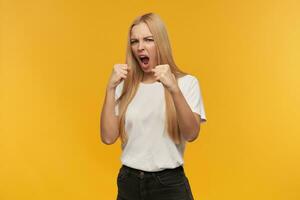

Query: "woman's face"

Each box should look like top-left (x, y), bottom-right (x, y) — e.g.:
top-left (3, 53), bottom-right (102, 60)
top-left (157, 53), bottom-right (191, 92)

top-left (130, 22), bottom-right (158, 73)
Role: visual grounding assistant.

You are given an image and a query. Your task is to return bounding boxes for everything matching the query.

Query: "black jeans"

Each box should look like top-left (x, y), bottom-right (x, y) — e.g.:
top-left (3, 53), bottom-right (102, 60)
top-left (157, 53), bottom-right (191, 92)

top-left (116, 165), bottom-right (194, 200)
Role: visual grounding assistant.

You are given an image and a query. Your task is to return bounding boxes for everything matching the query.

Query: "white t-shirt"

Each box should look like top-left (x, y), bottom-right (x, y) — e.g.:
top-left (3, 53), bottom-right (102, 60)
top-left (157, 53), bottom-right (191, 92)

top-left (115, 74), bottom-right (207, 172)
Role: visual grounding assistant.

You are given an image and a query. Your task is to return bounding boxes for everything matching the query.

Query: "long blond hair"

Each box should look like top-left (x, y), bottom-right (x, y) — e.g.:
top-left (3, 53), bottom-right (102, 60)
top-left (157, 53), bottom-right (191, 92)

top-left (117, 13), bottom-right (188, 146)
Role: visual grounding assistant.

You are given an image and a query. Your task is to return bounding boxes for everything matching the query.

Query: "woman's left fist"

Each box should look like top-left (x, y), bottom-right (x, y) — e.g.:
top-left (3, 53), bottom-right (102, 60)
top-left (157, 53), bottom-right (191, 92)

top-left (151, 64), bottom-right (179, 93)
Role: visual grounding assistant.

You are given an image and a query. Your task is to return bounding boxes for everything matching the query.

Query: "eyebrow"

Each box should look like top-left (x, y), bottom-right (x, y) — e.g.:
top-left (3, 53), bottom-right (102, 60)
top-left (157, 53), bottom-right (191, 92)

top-left (130, 36), bottom-right (153, 40)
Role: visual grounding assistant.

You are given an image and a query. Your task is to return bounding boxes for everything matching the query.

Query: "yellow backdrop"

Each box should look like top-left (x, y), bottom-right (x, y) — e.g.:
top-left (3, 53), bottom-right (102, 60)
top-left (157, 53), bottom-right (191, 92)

top-left (1, 0), bottom-right (300, 199)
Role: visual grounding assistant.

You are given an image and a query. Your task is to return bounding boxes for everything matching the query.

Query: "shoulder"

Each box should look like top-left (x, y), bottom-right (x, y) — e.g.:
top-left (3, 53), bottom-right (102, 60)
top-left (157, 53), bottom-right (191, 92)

top-left (177, 74), bottom-right (199, 89)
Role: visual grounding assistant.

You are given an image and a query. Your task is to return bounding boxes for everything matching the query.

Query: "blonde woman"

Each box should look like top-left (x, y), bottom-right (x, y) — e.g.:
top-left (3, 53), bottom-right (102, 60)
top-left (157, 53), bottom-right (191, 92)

top-left (100, 13), bottom-right (207, 200)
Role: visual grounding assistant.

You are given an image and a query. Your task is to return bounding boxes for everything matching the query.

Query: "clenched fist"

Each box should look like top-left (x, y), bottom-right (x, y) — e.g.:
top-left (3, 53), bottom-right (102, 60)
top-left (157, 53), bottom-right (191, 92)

top-left (107, 64), bottom-right (131, 90)
top-left (151, 64), bottom-right (179, 93)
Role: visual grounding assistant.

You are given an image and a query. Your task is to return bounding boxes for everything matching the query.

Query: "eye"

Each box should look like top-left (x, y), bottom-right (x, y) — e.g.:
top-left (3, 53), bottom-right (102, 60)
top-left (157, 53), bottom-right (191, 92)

top-left (130, 40), bottom-right (137, 44)
top-left (145, 38), bottom-right (154, 42)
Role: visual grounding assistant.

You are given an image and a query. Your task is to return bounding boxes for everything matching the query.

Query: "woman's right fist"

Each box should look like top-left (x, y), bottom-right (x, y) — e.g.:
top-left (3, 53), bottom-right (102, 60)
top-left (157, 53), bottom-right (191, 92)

top-left (107, 64), bottom-right (131, 90)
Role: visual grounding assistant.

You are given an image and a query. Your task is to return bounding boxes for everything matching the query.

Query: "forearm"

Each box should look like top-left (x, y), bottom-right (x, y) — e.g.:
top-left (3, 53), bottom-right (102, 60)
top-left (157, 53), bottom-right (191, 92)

top-left (100, 88), bottom-right (119, 144)
top-left (170, 87), bottom-right (200, 142)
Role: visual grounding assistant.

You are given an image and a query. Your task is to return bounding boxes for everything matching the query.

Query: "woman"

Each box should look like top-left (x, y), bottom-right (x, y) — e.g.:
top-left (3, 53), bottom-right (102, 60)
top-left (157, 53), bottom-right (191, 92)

top-left (100, 13), bottom-right (207, 200)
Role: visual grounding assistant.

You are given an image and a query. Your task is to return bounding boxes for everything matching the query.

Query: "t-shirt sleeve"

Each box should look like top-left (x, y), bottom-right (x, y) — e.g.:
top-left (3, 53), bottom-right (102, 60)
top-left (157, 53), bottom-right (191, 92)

top-left (180, 76), bottom-right (207, 122)
top-left (114, 81), bottom-right (124, 116)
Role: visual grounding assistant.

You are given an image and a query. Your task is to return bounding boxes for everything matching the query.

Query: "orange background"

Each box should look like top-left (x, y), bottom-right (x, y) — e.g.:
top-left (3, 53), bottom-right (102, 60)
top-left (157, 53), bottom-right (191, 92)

top-left (1, 0), bottom-right (300, 199)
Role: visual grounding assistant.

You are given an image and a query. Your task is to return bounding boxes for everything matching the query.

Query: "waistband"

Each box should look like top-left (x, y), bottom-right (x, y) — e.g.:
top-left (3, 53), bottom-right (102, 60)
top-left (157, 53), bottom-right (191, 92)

top-left (121, 165), bottom-right (184, 178)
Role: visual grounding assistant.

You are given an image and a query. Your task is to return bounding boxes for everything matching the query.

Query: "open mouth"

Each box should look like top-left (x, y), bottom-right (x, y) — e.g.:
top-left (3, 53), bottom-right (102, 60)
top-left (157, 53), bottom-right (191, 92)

top-left (139, 55), bottom-right (150, 65)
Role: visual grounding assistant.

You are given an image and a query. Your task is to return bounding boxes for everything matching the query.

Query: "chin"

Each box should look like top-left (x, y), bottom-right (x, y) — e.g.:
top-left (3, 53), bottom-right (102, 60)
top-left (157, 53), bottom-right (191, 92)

top-left (140, 65), bottom-right (152, 73)
top-left (144, 68), bottom-right (153, 73)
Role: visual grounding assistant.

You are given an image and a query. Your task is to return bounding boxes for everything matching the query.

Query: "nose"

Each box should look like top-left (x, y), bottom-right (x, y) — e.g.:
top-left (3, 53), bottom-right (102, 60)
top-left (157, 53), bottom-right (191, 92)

top-left (137, 41), bottom-right (145, 51)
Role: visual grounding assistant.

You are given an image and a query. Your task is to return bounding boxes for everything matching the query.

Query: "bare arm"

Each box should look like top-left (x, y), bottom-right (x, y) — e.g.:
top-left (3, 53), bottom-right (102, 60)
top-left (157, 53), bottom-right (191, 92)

top-left (170, 87), bottom-right (201, 142)
top-left (100, 64), bottom-right (130, 145)
top-left (150, 65), bottom-right (201, 142)
top-left (100, 87), bottom-right (120, 145)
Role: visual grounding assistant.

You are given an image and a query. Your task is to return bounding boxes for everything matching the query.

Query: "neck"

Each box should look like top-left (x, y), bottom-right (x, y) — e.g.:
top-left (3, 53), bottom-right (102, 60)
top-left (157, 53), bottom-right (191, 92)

top-left (142, 72), bottom-right (156, 83)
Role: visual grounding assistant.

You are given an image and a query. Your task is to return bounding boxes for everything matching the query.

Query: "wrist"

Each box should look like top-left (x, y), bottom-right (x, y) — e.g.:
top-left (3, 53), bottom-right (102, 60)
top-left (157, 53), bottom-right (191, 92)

top-left (169, 85), bottom-right (180, 95)
top-left (106, 86), bottom-right (116, 93)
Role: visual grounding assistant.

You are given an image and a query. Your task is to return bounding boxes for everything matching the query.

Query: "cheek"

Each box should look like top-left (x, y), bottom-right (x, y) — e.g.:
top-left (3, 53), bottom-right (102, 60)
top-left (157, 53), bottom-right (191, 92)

top-left (151, 52), bottom-right (158, 65)
top-left (131, 47), bottom-right (138, 58)
top-left (149, 45), bottom-right (157, 59)
top-left (131, 46), bottom-right (136, 53)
